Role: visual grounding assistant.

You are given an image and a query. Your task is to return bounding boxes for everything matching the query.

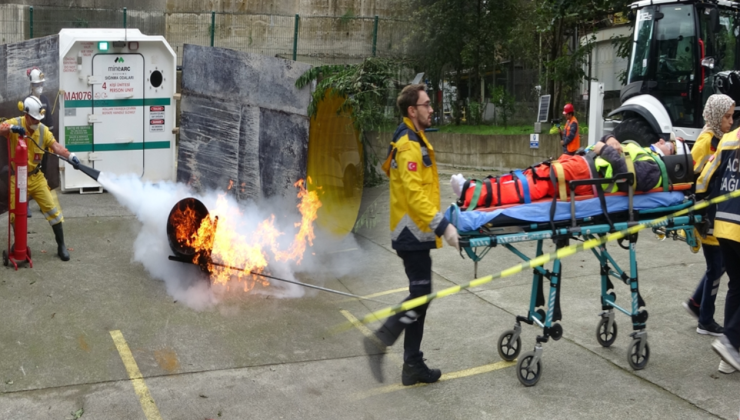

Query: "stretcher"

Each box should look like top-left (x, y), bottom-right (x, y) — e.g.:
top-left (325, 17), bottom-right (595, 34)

top-left (446, 173), bottom-right (703, 386)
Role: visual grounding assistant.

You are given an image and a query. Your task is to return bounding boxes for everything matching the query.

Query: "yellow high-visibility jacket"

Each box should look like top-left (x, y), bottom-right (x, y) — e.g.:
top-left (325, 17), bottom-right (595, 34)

top-left (696, 128), bottom-right (740, 242)
top-left (692, 130), bottom-right (721, 245)
top-left (384, 118), bottom-right (449, 250)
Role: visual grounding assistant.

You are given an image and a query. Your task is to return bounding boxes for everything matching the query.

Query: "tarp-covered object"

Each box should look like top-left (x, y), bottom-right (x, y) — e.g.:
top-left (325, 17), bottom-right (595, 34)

top-left (0, 35), bottom-right (60, 215)
top-left (178, 44), bottom-right (312, 201)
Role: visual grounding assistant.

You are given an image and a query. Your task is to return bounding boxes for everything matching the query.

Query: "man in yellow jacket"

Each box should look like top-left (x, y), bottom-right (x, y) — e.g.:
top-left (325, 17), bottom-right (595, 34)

top-left (1, 96), bottom-right (80, 261)
top-left (364, 84), bottom-right (459, 386)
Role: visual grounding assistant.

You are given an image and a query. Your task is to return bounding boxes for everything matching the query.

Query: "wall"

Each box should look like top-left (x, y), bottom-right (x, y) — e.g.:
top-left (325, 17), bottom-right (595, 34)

top-left (369, 131), bottom-right (562, 172)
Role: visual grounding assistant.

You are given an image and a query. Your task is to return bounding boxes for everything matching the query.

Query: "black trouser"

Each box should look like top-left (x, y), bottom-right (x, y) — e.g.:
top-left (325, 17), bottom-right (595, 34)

top-left (690, 244), bottom-right (725, 325)
top-left (375, 249), bottom-right (432, 362)
top-left (718, 239), bottom-right (740, 348)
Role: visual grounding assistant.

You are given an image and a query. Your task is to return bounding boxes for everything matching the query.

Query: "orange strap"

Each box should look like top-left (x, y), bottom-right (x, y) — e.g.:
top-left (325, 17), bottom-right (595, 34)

top-left (552, 161), bottom-right (567, 201)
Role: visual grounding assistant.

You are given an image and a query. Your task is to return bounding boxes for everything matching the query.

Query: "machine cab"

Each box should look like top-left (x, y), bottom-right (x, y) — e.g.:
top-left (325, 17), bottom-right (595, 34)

top-left (623, 0), bottom-right (740, 131)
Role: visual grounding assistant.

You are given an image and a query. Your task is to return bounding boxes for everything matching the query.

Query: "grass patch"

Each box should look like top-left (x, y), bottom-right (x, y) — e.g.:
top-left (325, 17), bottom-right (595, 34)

top-left (377, 123), bottom-right (588, 135)
top-left (435, 125), bottom-right (533, 135)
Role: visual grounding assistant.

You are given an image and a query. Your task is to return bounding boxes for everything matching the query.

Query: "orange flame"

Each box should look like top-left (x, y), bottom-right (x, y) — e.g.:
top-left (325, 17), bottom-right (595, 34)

top-left (170, 179), bottom-right (322, 292)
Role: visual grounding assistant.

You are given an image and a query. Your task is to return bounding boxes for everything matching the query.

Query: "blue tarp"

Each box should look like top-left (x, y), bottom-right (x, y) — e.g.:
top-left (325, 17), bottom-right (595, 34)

top-left (446, 192), bottom-right (686, 232)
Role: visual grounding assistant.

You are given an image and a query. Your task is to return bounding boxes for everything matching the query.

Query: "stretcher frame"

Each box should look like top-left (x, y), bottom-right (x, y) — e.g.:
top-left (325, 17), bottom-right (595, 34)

top-left (454, 173), bottom-right (702, 386)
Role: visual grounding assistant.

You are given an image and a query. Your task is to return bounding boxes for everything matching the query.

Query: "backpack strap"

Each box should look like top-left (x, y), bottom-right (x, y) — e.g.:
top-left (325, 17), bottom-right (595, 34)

top-left (512, 170), bottom-right (531, 204)
top-left (647, 153), bottom-right (669, 191)
top-left (483, 177), bottom-right (493, 208)
top-left (551, 161), bottom-right (567, 201)
top-left (467, 180), bottom-right (483, 212)
top-left (624, 153), bottom-right (636, 189)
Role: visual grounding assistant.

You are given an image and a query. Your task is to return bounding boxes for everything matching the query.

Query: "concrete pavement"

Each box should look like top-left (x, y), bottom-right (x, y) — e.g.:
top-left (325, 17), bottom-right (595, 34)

top-left (0, 172), bottom-right (738, 420)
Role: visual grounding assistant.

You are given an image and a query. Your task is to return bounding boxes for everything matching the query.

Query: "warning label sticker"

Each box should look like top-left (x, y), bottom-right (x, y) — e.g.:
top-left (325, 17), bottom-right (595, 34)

top-left (149, 119), bottom-right (165, 133)
top-left (150, 106), bottom-right (165, 119)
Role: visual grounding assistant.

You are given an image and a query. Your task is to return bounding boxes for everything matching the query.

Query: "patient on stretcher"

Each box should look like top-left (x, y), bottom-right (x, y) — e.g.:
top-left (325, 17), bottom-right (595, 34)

top-left (453, 135), bottom-right (676, 209)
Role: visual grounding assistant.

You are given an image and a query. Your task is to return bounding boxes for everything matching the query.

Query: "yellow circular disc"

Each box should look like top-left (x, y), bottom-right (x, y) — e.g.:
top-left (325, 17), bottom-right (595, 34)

top-left (307, 92), bottom-right (363, 237)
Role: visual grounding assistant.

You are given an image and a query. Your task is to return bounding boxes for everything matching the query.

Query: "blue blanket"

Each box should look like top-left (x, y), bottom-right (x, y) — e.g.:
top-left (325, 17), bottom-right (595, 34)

top-left (446, 192), bottom-right (686, 232)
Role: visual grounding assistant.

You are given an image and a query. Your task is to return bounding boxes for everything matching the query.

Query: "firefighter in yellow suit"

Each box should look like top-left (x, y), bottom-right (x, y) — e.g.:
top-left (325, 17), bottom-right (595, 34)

top-left (1, 96), bottom-right (80, 261)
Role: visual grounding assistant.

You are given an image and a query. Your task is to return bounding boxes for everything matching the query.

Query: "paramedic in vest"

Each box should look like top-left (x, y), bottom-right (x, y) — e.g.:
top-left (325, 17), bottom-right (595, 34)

top-left (683, 94), bottom-right (734, 345)
top-left (696, 125), bottom-right (740, 373)
top-left (0, 96), bottom-right (81, 261)
top-left (560, 103), bottom-right (580, 156)
top-left (363, 84), bottom-right (459, 386)
top-left (27, 66), bottom-right (53, 218)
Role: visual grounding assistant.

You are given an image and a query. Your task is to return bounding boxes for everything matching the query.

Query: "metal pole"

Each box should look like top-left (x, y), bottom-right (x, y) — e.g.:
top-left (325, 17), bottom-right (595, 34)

top-left (29, 6), bottom-right (33, 39)
top-left (210, 12), bottom-right (215, 47)
top-left (372, 16), bottom-right (378, 57)
top-left (293, 14), bottom-right (300, 61)
top-left (123, 7), bottom-right (127, 28)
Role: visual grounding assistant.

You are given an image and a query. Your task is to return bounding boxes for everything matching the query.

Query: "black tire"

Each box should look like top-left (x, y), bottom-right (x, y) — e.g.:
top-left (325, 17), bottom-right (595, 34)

top-left (596, 317), bottom-right (618, 347)
top-left (2, 249), bottom-right (7, 267)
top-left (516, 351), bottom-right (542, 387)
top-left (497, 329), bottom-right (522, 361)
top-left (627, 339), bottom-right (650, 370)
top-left (613, 117), bottom-right (659, 148)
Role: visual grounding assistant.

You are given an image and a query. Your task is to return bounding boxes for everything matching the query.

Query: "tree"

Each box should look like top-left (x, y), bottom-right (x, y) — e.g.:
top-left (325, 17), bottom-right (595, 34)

top-left (295, 58), bottom-right (400, 187)
top-left (536, 0), bottom-right (632, 115)
top-left (408, 0), bottom-right (523, 124)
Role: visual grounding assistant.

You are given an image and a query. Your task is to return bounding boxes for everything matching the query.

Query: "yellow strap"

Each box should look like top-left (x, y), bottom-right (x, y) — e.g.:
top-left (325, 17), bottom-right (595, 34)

top-left (624, 153), bottom-right (636, 188)
top-left (552, 161), bottom-right (567, 201)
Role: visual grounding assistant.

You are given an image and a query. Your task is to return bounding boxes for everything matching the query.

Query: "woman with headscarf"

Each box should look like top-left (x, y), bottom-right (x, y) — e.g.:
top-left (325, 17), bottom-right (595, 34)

top-left (683, 94), bottom-right (735, 374)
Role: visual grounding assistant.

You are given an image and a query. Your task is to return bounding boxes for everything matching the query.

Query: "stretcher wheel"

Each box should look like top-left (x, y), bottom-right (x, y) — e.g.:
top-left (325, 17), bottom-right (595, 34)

top-left (596, 318), bottom-right (618, 347)
top-left (516, 351), bottom-right (542, 387)
top-left (497, 330), bottom-right (521, 361)
top-left (550, 323), bottom-right (563, 341)
top-left (2, 250), bottom-right (7, 267)
top-left (627, 339), bottom-right (650, 370)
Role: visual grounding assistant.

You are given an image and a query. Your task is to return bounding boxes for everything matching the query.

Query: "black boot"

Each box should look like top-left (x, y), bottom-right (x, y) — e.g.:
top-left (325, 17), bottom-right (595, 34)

top-left (52, 223), bottom-right (70, 261)
top-left (401, 353), bottom-right (441, 386)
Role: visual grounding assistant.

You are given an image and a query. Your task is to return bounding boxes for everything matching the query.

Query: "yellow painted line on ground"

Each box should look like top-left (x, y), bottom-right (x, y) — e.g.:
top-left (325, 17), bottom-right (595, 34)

top-left (337, 287), bottom-right (408, 303)
top-left (340, 310), bottom-right (403, 365)
top-left (353, 360), bottom-right (516, 400)
top-left (110, 330), bottom-right (163, 420)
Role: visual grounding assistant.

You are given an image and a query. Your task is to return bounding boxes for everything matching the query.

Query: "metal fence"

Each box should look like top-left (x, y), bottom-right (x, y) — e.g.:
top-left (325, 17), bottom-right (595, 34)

top-left (0, 5), bottom-right (407, 66)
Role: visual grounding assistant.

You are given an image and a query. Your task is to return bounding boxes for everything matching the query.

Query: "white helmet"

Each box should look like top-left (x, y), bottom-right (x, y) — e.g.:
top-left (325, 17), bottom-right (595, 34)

top-left (27, 67), bottom-right (45, 84)
top-left (18, 96), bottom-right (45, 120)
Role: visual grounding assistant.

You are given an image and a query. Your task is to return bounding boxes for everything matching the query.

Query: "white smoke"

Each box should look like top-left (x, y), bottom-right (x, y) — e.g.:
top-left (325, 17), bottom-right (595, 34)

top-left (98, 172), bottom-right (361, 310)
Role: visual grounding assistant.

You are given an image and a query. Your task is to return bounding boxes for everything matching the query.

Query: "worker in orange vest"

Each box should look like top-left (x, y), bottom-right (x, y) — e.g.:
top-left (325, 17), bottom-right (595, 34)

top-left (560, 103), bottom-right (580, 156)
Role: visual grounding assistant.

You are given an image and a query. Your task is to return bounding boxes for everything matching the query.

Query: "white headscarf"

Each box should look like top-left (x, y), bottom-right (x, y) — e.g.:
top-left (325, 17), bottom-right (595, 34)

top-left (702, 94), bottom-right (735, 137)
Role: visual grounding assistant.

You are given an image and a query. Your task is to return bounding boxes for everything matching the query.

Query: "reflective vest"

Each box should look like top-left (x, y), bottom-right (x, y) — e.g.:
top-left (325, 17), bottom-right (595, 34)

top-left (564, 117), bottom-right (580, 153)
top-left (593, 142), bottom-right (662, 192)
top-left (696, 130), bottom-right (740, 242)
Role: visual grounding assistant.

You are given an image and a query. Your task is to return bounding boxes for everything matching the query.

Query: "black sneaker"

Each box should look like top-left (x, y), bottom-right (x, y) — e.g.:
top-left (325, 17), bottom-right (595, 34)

top-left (363, 335), bottom-right (386, 383)
top-left (682, 301), bottom-right (700, 320)
top-left (401, 355), bottom-right (441, 386)
top-left (697, 320), bottom-right (724, 336)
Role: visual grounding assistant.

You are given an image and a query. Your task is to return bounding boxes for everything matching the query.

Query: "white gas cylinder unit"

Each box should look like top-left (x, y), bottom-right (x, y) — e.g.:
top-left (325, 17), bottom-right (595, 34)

top-left (58, 28), bottom-right (176, 192)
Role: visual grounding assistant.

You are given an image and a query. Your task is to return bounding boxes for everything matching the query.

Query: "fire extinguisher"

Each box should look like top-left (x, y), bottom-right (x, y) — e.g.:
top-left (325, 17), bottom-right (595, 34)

top-left (3, 133), bottom-right (33, 269)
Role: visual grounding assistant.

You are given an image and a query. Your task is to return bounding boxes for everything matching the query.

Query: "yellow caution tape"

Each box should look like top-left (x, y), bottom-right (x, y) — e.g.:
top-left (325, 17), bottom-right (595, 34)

top-left (334, 189), bottom-right (740, 332)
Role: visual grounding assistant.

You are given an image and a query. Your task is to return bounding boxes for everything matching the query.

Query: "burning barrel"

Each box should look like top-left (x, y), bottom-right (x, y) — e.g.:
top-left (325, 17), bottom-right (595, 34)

top-left (166, 197), bottom-right (217, 271)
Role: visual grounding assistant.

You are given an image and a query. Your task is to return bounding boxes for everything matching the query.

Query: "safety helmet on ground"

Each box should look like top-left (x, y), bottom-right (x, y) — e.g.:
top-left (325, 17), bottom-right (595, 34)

top-left (563, 103), bottom-right (575, 115)
top-left (17, 96), bottom-right (46, 120)
top-left (27, 67), bottom-right (45, 84)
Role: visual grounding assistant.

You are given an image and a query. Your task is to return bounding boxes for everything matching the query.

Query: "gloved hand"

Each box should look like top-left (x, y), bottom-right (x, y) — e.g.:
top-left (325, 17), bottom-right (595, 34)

top-left (69, 153), bottom-right (81, 169)
top-left (443, 224), bottom-right (460, 251)
top-left (10, 125), bottom-right (25, 137)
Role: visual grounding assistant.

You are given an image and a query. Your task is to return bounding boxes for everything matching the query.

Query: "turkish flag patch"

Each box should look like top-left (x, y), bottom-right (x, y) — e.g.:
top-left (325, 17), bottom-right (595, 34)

top-left (407, 161), bottom-right (417, 171)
